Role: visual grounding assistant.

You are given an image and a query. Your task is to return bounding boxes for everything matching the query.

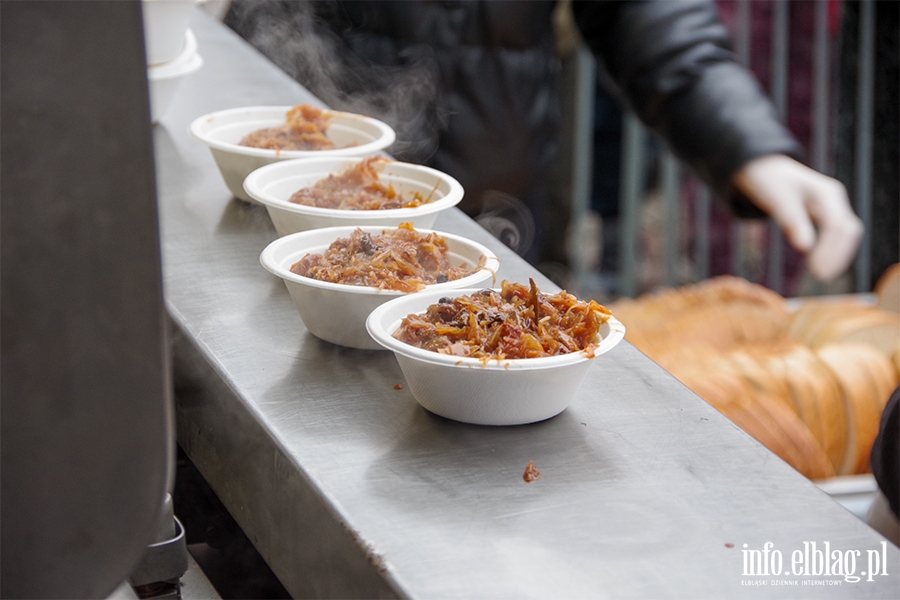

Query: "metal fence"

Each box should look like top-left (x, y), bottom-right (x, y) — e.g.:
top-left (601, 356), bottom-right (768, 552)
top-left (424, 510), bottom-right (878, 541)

top-left (567, 0), bottom-right (882, 300)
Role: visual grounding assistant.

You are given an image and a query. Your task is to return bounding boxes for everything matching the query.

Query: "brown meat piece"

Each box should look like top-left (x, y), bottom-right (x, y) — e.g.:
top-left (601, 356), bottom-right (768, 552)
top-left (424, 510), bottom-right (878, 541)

top-left (290, 222), bottom-right (484, 292)
top-left (239, 104), bottom-right (335, 151)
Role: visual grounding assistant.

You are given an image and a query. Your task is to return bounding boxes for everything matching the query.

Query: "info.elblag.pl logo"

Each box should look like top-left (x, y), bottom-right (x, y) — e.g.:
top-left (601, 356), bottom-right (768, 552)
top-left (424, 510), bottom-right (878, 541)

top-left (742, 541), bottom-right (891, 585)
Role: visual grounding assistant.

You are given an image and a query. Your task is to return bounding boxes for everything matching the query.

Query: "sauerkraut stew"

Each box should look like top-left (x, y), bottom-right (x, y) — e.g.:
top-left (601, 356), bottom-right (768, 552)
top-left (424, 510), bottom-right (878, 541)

top-left (393, 280), bottom-right (612, 360)
top-left (289, 157), bottom-right (436, 210)
top-left (290, 223), bottom-right (487, 293)
top-left (239, 104), bottom-right (335, 151)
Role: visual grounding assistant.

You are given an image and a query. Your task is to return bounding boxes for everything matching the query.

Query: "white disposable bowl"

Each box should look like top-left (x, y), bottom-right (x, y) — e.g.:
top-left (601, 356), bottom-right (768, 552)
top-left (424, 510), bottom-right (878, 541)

top-left (189, 107), bottom-right (397, 202)
top-left (147, 31), bottom-right (202, 123)
top-left (243, 157), bottom-right (464, 236)
top-left (260, 227), bottom-right (500, 350)
top-left (142, 0), bottom-right (197, 66)
top-left (366, 289), bottom-right (626, 425)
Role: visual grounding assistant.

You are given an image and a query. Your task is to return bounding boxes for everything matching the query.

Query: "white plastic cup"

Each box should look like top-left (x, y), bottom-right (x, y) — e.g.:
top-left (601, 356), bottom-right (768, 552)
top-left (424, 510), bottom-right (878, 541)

top-left (142, 0), bottom-right (198, 66)
top-left (147, 30), bottom-right (202, 123)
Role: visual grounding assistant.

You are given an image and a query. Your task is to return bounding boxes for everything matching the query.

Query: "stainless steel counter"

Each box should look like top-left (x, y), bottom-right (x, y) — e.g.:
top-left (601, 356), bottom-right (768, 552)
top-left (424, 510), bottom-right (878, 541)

top-left (160, 10), bottom-right (899, 599)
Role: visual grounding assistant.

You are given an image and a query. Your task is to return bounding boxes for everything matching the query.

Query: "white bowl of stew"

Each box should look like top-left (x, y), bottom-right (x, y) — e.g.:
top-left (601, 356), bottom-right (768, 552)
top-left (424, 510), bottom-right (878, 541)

top-left (189, 105), bottom-right (396, 203)
top-left (243, 156), bottom-right (464, 236)
top-left (366, 285), bottom-right (626, 425)
top-left (260, 225), bottom-right (499, 350)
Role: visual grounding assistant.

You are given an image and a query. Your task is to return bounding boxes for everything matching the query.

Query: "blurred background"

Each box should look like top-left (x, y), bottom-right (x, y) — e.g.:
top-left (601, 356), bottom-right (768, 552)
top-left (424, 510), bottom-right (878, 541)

top-left (214, 0), bottom-right (898, 303)
top-left (2, 1), bottom-right (897, 599)
top-left (554, 0), bottom-right (898, 303)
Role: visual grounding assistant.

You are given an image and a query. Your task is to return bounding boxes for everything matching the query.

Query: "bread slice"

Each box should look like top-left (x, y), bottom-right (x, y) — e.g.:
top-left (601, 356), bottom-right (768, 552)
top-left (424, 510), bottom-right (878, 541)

top-left (809, 309), bottom-right (900, 357)
top-left (851, 343), bottom-right (900, 409)
top-left (680, 360), bottom-right (834, 480)
top-left (751, 391), bottom-right (835, 480)
top-left (721, 346), bottom-right (797, 417)
top-left (777, 347), bottom-right (824, 437)
top-left (724, 302), bottom-right (790, 343)
top-left (646, 342), bottom-right (719, 378)
top-left (718, 391), bottom-right (834, 480)
top-left (752, 344), bottom-right (826, 448)
top-left (677, 367), bottom-right (749, 412)
top-left (688, 275), bottom-right (788, 312)
top-left (616, 275), bottom-right (897, 482)
top-left (660, 301), bottom-right (790, 354)
top-left (893, 346), bottom-right (900, 381)
top-left (662, 306), bottom-right (741, 351)
top-left (817, 344), bottom-right (886, 475)
top-left (875, 263), bottom-right (900, 313)
top-left (786, 299), bottom-right (842, 341)
top-left (787, 299), bottom-right (875, 346)
top-left (781, 345), bottom-right (849, 474)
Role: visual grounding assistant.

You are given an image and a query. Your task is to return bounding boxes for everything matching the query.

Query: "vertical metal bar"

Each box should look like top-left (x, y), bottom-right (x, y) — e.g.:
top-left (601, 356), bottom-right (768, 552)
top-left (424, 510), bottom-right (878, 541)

top-left (766, 231), bottom-right (782, 293)
top-left (811, 0), bottom-right (831, 174)
top-left (569, 45), bottom-right (596, 291)
top-left (809, 0), bottom-right (832, 296)
top-left (767, 0), bottom-right (789, 293)
top-left (854, 0), bottom-right (876, 293)
top-left (694, 183), bottom-right (711, 281)
top-left (731, 0), bottom-right (752, 279)
top-left (730, 220), bottom-right (746, 279)
top-left (661, 150), bottom-right (680, 287)
top-left (735, 0), bottom-right (752, 66)
top-left (769, 0), bottom-right (789, 149)
top-left (619, 113), bottom-right (646, 297)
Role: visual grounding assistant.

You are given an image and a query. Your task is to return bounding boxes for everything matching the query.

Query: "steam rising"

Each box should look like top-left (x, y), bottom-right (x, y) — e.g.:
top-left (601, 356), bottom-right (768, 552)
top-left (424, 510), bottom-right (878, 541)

top-left (474, 191), bottom-right (536, 257)
top-left (225, 0), bottom-right (445, 163)
top-left (224, 1), bottom-right (541, 263)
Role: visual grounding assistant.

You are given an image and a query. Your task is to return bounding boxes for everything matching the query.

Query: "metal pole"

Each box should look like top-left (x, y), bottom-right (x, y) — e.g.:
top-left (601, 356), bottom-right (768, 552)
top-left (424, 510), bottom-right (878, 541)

top-left (695, 184), bottom-right (711, 281)
top-left (853, 0), bottom-right (876, 292)
top-left (767, 0), bottom-right (789, 293)
top-left (812, 0), bottom-right (831, 175)
top-left (731, 0), bottom-right (752, 279)
top-left (735, 0), bottom-right (752, 66)
top-left (569, 45), bottom-right (596, 291)
top-left (619, 113), bottom-right (646, 297)
top-left (661, 151), bottom-right (681, 287)
top-left (808, 0), bottom-right (832, 296)
top-left (730, 219), bottom-right (747, 280)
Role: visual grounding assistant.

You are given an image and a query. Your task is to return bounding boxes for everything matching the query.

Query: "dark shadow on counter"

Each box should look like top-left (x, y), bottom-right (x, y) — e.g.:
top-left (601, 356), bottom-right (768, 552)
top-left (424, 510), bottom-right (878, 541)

top-left (173, 447), bottom-right (291, 600)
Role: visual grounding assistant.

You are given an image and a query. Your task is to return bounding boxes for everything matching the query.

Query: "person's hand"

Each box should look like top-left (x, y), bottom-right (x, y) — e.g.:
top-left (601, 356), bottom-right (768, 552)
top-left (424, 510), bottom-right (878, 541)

top-left (733, 154), bottom-right (864, 281)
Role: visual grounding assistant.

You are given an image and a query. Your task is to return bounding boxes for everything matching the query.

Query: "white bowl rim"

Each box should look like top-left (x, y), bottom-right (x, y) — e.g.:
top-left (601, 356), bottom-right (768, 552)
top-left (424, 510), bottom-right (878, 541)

top-left (147, 29), bottom-right (197, 76)
top-left (259, 226), bottom-right (501, 296)
top-left (366, 287), bottom-right (626, 371)
top-left (243, 156), bottom-right (464, 217)
top-left (148, 50), bottom-right (203, 81)
top-left (188, 106), bottom-right (397, 158)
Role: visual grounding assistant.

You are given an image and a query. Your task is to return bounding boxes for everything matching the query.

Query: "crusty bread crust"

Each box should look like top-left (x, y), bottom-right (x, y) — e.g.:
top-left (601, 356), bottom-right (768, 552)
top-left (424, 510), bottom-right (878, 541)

top-left (874, 263), bottom-right (900, 314)
top-left (611, 274), bottom-right (900, 480)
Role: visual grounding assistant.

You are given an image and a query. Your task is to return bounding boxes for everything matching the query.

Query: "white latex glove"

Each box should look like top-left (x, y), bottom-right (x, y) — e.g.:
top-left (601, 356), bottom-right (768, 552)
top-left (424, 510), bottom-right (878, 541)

top-left (732, 154), bottom-right (864, 282)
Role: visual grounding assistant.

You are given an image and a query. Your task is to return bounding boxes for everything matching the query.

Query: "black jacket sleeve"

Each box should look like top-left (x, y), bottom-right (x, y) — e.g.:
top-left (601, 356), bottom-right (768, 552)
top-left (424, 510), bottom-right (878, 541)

top-left (572, 0), bottom-right (804, 217)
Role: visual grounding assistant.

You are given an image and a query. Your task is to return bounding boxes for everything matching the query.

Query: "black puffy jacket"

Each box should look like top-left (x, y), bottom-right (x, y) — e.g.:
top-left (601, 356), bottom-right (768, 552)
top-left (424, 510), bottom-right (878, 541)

top-left (226, 0), bottom-right (800, 261)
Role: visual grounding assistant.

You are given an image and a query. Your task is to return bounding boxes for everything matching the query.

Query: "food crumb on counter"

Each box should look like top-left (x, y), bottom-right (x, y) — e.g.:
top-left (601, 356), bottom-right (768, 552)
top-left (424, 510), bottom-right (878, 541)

top-left (393, 384), bottom-right (404, 390)
top-left (523, 460), bottom-right (541, 483)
